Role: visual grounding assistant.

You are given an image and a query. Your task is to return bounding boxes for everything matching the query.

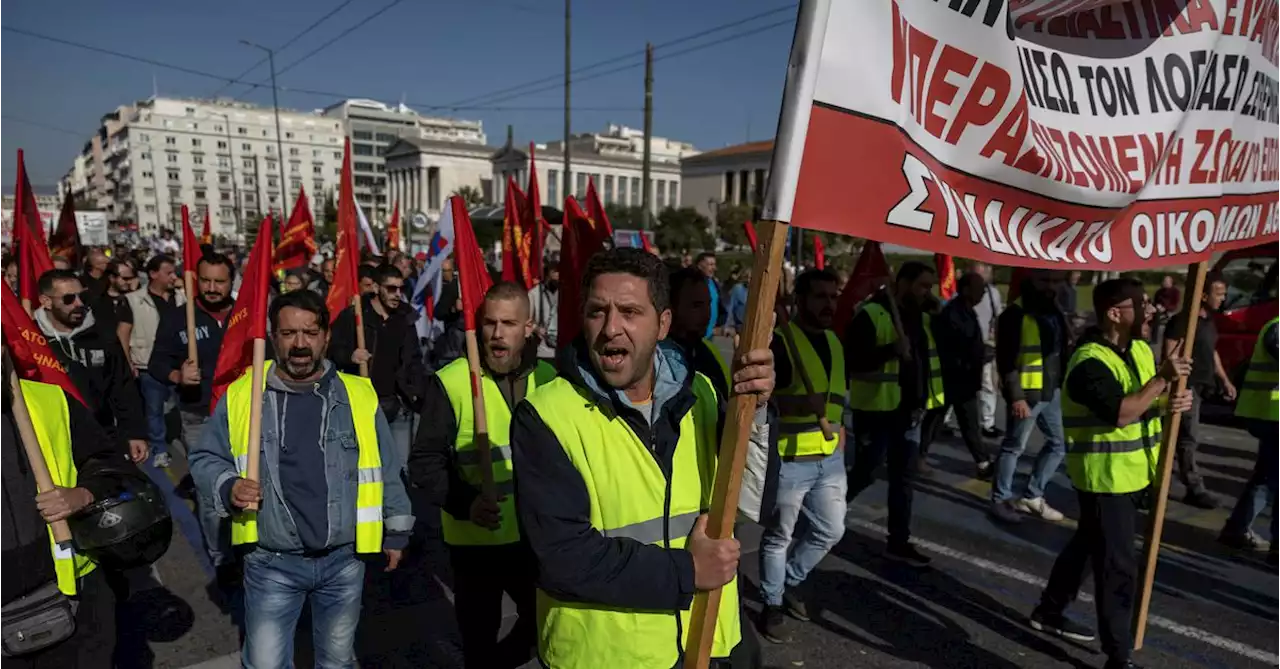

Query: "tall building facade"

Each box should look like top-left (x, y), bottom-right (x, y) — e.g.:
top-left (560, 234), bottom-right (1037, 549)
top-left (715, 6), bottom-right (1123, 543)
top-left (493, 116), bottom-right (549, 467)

top-left (679, 139), bottom-right (773, 220)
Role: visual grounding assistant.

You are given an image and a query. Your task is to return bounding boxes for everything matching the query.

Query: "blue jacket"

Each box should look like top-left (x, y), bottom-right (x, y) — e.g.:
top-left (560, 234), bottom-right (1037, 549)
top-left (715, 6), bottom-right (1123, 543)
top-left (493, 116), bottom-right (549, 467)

top-left (189, 362), bottom-right (415, 553)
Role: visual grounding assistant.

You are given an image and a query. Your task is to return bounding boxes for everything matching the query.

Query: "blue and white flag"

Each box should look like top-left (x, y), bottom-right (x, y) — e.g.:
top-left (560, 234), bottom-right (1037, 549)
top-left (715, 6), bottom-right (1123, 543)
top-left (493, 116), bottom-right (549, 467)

top-left (357, 204), bottom-right (381, 256)
top-left (412, 205), bottom-right (456, 342)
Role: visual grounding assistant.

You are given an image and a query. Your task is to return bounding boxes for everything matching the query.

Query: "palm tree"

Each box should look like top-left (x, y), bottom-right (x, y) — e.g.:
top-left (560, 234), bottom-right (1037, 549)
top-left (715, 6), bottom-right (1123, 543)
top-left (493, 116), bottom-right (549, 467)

top-left (451, 185), bottom-right (484, 207)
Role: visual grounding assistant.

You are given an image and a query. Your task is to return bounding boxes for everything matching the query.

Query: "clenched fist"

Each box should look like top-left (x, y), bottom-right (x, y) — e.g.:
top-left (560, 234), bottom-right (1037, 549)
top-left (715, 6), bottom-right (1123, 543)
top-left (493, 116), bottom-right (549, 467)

top-left (687, 514), bottom-right (740, 591)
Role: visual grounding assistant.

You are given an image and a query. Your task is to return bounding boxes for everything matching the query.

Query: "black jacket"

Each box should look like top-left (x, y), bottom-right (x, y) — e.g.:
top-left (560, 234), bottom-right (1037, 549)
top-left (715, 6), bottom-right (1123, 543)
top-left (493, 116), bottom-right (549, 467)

top-left (408, 338), bottom-right (542, 520)
top-left (846, 294), bottom-right (930, 414)
top-left (148, 302), bottom-right (229, 414)
top-left (329, 294), bottom-right (427, 419)
top-left (934, 298), bottom-right (988, 403)
top-left (2, 390), bottom-right (146, 604)
top-left (996, 293), bottom-right (1070, 405)
top-left (35, 308), bottom-right (146, 447)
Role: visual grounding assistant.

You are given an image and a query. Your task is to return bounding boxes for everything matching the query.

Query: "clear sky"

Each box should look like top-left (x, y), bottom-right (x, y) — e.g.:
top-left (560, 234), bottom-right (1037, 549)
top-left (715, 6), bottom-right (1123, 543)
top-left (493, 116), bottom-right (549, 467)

top-left (2, 0), bottom-right (798, 192)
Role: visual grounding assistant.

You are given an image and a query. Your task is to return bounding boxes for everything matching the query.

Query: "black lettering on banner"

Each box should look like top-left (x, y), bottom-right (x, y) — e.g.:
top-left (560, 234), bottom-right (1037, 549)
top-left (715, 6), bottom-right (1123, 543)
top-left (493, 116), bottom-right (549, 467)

top-left (1050, 52), bottom-right (1080, 114)
top-left (1147, 53), bottom-right (1195, 112)
top-left (1078, 65), bottom-right (1139, 116)
top-left (943, 0), bottom-right (1005, 29)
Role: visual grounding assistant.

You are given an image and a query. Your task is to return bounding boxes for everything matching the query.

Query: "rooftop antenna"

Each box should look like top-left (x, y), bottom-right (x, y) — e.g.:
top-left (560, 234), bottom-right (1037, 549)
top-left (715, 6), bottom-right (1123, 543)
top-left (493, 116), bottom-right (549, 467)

top-left (152, 71), bottom-right (159, 99)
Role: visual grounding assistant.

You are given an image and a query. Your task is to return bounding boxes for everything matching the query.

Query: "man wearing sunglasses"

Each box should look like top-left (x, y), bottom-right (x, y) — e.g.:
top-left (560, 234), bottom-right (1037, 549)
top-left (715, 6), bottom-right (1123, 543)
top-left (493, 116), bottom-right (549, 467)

top-left (34, 269), bottom-right (149, 465)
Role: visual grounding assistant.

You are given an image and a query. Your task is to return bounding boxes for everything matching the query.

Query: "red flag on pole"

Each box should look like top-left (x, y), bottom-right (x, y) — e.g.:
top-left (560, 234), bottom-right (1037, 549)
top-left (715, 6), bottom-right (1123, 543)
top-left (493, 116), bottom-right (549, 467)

top-left (936, 253), bottom-right (957, 301)
top-left (743, 221), bottom-right (759, 253)
top-left (559, 197), bottom-right (612, 347)
top-left (527, 143), bottom-right (547, 286)
top-left (181, 205), bottom-right (202, 274)
top-left (48, 192), bottom-right (82, 268)
top-left (209, 216), bottom-right (273, 412)
top-left (501, 177), bottom-right (530, 287)
top-left (326, 139), bottom-right (361, 325)
top-left (386, 200), bottom-right (401, 253)
top-left (813, 235), bottom-right (826, 270)
top-left (452, 196), bottom-right (493, 332)
top-left (584, 178), bottom-right (614, 243)
top-left (14, 150), bottom-right (47, 243)
top-left (274, 188), bottom-right (318, 273)
top-left (201, 208), bottom-right (213, 245)
top-left (1, 281), bottom-right (86, 405)
top-left (12, 151), bottom-right (54, 311)
top-left (834, 241), bottom-right (891, 338)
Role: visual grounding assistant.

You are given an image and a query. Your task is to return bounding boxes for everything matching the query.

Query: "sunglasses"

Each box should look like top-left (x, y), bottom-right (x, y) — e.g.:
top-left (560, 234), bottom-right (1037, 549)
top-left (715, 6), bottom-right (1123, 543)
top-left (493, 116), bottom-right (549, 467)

top-left (381, 284), bottom-right (405, 294)
top-left (55, 291), bottom-right (89, 306)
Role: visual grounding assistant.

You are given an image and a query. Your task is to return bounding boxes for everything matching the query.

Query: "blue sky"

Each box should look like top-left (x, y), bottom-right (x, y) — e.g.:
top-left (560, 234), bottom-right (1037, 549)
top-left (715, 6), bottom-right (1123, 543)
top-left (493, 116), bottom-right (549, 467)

top-left (2, 0), bottom-right (797, 192)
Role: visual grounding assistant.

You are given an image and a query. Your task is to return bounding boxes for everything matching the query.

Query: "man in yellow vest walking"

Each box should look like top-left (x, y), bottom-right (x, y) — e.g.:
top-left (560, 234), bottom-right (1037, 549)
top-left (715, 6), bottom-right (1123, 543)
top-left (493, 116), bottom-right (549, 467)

top-left (1219, 316), bottom-right (1278, 558)
top-left (190, 290), bottom-right (414, 669)
top-left (409, 282), bottom-right (555, 668)
top-left (669, 267), bottom-right (732, 396)
top-left (1030, 279), bottom-right (1191, 669)
top-left (511, 248), bottom-right (772, 669)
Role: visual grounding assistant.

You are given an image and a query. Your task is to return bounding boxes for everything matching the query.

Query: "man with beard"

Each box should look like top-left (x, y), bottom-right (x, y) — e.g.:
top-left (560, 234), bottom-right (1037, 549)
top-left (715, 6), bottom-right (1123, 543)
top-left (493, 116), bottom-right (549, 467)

top-left (149, 253), bottom-right (235, 417)
top-left (1029, 279), bottom-right (1191, 669)
top-left (34, 269), bottom-right (148, 464)
top-left (308, 257), bottom-right (335, 297)
top-left (93, 259), bottom-right (139, 346)
top-left (409, 281), bottom-right (556, 668)
top-left (121, 255), bottom-right (182, 468)
top-left (189, 289), bottom-right (413, 669)
top-left (511, 249), bottom-right (772, 668)
top-left (330, 263), bottom-right (427, 465)
top-left (668, 267), bottom-right (731, 396)
top-left (845, 262), bottom-right (944, 569)
top-left (990, 269), bottom-right (1071, 524)
top-left (528, 263), bottom-right (560, 361)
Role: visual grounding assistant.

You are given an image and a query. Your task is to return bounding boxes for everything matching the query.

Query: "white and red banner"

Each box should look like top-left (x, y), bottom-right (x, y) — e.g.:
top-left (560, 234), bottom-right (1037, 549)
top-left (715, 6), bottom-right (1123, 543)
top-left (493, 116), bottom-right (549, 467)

top-left (766, 0), bottom-right (1278, 270)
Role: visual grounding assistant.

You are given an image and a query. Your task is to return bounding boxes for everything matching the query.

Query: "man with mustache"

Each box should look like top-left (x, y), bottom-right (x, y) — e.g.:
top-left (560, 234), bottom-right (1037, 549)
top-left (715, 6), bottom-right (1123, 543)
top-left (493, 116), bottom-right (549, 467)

top-left (149, 253), bottom-right (236, 416)
top-left (1030, 279), bottom-right (1191, 669)
top-left (409, 281), bottom-right (556, 668)
top-left (190, 289), bottom-right (414, 668)
top-left (34, 269), bottom-right (148, 464)
top-left (511, 248), bottom-right (773, 668)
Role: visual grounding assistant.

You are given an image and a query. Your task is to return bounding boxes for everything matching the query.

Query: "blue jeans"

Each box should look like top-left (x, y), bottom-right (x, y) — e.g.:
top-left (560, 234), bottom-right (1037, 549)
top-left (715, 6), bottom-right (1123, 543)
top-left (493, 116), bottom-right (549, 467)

top-left (759, 450), bottom-right (847, 607)
top-left (138, 373), bottom-right (171, 457)
top-left (388, 410), bottom-right (416, 478)
top-left (992, 391), bottom-right (1066, 503)
top-left (242, 545), bottom-right (365, 669)
top-left (1224, 425), bottom-right (1278, 542)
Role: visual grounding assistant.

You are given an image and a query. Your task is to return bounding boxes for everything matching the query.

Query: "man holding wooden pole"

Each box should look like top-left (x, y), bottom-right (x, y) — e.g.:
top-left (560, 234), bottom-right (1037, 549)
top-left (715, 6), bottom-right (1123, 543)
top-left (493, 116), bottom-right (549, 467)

top-left (1029, 278), bottom-right (1192, 669)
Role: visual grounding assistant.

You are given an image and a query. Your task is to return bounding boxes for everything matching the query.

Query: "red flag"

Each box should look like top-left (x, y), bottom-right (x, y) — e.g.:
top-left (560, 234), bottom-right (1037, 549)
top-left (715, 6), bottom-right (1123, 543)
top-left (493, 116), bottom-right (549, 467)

top-left (584, 178), bottom-right (614, 243)
top-left (936, 253), bottom-right (957, 301)
top-left (451, 196), bottom-right (493, 332)
top-left (813, 235), bottom-right (826, 270)
top-left (386, 200), bottom-right (401, 253)
top-left (558, 197), bottom-right (613, 347)
top-left (209, 216), bottom-right (273, 412)
top-left (501, 177), bottom-right (529, 287)
top-left (743, 220), bottom-right (759, 253)
top-left (181, 205), bottom-right (202, 276)
top-left (13, 150), bottom-right (54, 307)
top-left (639, 231), bottom-right (654, 253)
top-left (48, 192), bottom-right (82, 268)
top-left (201, 208), bottom-right (213, 245)
top-left (14, 150), bottom-right (46, 243)
top-left (1, 281), bottom-right (85, 405)
top-left (326, 139), bottom-right (361, 325)
top-left (526, 143), bottom-right (547, 286)
top-left (274, 188), bottom-right (318, 273)
top-left (834, 241), bottom-right (891, 338)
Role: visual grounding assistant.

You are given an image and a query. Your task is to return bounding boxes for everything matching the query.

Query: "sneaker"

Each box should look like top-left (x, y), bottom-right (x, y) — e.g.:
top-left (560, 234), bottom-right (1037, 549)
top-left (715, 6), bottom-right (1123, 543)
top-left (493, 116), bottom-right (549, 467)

top-left (759, 605), bottom-right (788, 643)
top-left (152, 452), bottom-right (172, 469)
top-left (975, 460), bottom-right (994, 481)
top-left (782, 590), bottom-right (810, 622)
top-left (1029, 607), bottom-right (1096, 642)
top-left (885, 543), bottom-right (932, 568)
top-left (1015, 497), bottom-right (1065, 522)
top-left (982, 427), bottom-right (1004, 439)
top-left (1183, 489), bottom-right (1218, 509)
top-left (1218, 530), bottom-right (1268, 552)
top-left (989, 501), bottom-right (1024, 524)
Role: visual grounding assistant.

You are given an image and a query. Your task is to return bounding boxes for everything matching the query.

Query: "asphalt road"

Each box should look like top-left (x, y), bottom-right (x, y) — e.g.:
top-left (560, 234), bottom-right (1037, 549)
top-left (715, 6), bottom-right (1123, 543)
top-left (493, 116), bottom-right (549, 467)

top-left (120, 395), bottom-right (1275, 669)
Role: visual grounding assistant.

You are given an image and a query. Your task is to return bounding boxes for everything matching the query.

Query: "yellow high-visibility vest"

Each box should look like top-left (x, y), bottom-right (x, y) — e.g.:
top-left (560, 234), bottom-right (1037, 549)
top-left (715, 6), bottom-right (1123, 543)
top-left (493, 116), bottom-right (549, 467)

top-left (436, 356), bottom-right (556, 546)
top-left (847, 304), bottom-right (945, 413)
top-left (20, 380), bottom-right (97, 596)
top-left (1236, 317), bottom-right (1278, 422)
top-left (226, 362), bottom-right (384, 552)
top-left (525, 373), bottom-right (741, 669)
top-left (1011, 299), bottom-right (1045, 391)
top-left (773, 322), bottom-right (845, 457)
top-left (1062, 340), bottom-right (1163, 493)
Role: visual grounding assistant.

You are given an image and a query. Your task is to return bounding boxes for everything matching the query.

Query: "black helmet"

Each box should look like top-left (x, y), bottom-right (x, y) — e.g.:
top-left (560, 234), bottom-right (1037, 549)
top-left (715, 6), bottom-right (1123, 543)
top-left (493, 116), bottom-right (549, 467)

top-left (67, 478), bottom-right (172, 570)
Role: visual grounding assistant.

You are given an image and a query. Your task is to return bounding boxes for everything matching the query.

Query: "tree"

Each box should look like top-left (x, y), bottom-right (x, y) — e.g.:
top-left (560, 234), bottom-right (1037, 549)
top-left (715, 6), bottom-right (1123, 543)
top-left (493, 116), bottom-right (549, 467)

top-left (319, 189), bottom-right (339, 243)
top-left (451, 185), bottom-right (485, 207)
top-left (655, 207), bottom-right (713, 254)
top-left (714, 202), bottom-right (755, 248)
top-left (604, 204), bottom-right (646, 230)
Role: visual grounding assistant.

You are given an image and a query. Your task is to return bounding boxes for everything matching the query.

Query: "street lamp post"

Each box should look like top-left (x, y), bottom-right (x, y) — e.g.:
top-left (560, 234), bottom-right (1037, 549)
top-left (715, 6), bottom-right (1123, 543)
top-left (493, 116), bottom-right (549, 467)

top-left (240, 40), bottom-right (290, 223)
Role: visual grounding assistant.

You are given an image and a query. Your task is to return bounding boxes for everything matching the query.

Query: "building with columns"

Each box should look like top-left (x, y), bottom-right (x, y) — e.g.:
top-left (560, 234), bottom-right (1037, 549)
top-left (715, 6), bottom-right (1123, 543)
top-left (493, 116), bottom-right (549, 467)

top-left (679, 139), bottom-right (773, 220)
top-left (384, 137), bottom-right (494, 222)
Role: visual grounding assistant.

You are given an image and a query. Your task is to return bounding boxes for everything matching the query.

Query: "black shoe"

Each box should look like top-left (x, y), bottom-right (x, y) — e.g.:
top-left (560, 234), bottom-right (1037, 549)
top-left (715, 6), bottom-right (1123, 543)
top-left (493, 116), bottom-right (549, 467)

top-left (782, 590), bottom-right (810, 622)
top-left (1218, 530), bottom-right (1268, 552)
top-left (885, 543), bottom-right (932, 568)
top-left (1029, 607), bottom-right (1096, 642)
top-left (759, 605), bottom-right (788, 643)
top-left (1183, 489), bottom-right (1218, 509)
top-left (982, 427), bottom-right (1003, 439)
top-left (975, 460), bottom-right (994, 481)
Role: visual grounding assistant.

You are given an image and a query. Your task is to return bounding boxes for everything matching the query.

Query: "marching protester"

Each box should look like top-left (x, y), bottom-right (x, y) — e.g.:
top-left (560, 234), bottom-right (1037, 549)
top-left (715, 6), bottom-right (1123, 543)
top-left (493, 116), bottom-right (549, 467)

top-left (430, 257), bottom-right (467, 370)
top-left (120, 254), bottom-right (183, 468)
top-left (759, 268), bottom-right (848, 640)
top-left (920, 271), bottom-right (993, 477)
top-left (189, 289), bottom-right (414, 668)
top-left (95, 259), bottom-right (139, 342)
top-left (34, 269), bottom-right (148, 464)
top-left (80, 248), bottom-right (109, 297)
top-left (330, 263), bottom-right (427, 463)
top-left (970, 262), bottom-right (1003, 438)
top-left (1162, 272), bottom-right (1234, 509)
top-left (1219, 316), bottom-right (1278, 555)
top-left (4, 254), bottom-right (18, 293)
top-left (511, 248), bottom-right (770, 668)
top-left (695, 251), bottom-right (723, 338)
top-left (990, 270), bottom-right (1070, 524)
top-left (669, 266), bottom-right (731, 395)
top-left (409, 282), bottom-right (555, 668)
top-left (528, 263), bottom-right (560, 361)
top-left (845, 261), bottom-right (942, 568)
top-left (1031, 279), bottom-right (1192, 669)
top-left (149, 252), bottom-right (235, 416)
top-left (308, 257), bottom-right (335, 297)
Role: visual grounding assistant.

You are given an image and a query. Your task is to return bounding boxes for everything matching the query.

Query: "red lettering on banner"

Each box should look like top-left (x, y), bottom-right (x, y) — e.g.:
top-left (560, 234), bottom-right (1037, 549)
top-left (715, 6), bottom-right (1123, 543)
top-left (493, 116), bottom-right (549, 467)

top-left (980, 95), bottom-right (1030, 165)
top-left (1190, 129), bottom-right (1216, 184)
top-left (925, 46), bottom-right (977, 138)
top-left (945, 62), bottom-right (1013, 145)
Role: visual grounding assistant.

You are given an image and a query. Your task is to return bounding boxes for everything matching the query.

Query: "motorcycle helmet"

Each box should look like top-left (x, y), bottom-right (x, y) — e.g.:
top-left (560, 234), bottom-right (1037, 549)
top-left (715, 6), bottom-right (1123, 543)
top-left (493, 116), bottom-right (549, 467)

top-left (67, 477), bottom-right (172, 570)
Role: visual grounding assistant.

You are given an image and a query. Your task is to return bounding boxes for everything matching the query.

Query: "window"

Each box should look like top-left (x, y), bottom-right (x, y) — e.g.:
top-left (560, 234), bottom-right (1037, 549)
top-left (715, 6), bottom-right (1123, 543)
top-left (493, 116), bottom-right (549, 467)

top-left (353, 143), bottom-right (374, 156)
top-left (267, 177), bottom-right (278, 188)
top-left (193, 155), bottom-right (204, 165)
top-left (724, 172), bottom-right (735, 204)
top-left (604, 175), bottom-right (614, 204)
top-left (576, 173), bottom-right (586, 197)
top-left (145, 204), bottom-right (156, 213)
top-left (669, 182), bottom-right (677, 208)
top-left (243, 159), bottom-right (254, 170)
top-left (221, 192), bottom-right (231, 202)
top-left (353, 130), bottom-right (373, 141)
top-left (194, 172), bottom-right (205, 183)
top-left (548, 170), bottom-right (559, 203)
top-left (167, 170), bottom-right (180, 181)
top-left (313, 149), bottom-right (322, 158)
top-left (221, 207), bottom-right (233, 218)
top-left (241, 143), bottom-right (251, 152)
top-left (314, 180), bottom-right (324, 193)
top-left (619, 177), bottom-right (628, 205)
top-left (333, 152), bottom-right (342, 159)
top-left (169, 188), bottom-right (181, 200)
top-left (266, 160), bottom-right (277, 171)
top-left (165, 136), bottom-right (176, 145)
top-left (376, 164), bottom-right (386, 173)
top-left (290, 162), bottom-right (300, 173)
top-left (143, 187), bottom-right (155, 197)
top-left (354, 162), bottom-right (374, 172)
top-left (630, 177), bottom-right (641, 205)
top-left (656, 180), bottom-right (666, 208)
top-left (217, 141), bottom-right (228, 150)
top-left (185, 106), bottom-right (196, 115)
top-left (214, 125), bottom-right (224, 133)
top-left (285, 132), bottom-right (294, 139)
top-left (291, 179), bottom-right (302, 191)
top-left (140, 152), bottom-right (152, 161)
top-left (219, 175), bottom-right (229, 185)
top-left (289, 148), bottom-right (299, 157)
top-left (195, 189), bottom-right (207, 200)
top-left (217, 157), bottom-right (230, 168)
top-left (266, 145), bottom-right (275, 155)
top-left (262, 129), bottom-right (270, 137)
top-left (142, 171), bottom-right (153, 179)
top-left (167, 154), bottom-right (178, 163)
top-left (245, 193), bottom-right (256, 203)
top-left (376, 132), bottom-right (398, 143)
top-left (191, 138), bottom-right (202, 147)
top-left (313, 165), bottom-right (323, 175)
top-left (237, 127), bottom-right (247, 135)
top-left (244, 176), bottom-right (256, 187)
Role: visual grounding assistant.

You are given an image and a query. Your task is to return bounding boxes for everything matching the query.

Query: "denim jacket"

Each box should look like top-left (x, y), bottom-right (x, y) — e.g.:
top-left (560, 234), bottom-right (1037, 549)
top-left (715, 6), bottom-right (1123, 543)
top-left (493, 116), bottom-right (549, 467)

top-left (189, 363), bottom-right (415, 553)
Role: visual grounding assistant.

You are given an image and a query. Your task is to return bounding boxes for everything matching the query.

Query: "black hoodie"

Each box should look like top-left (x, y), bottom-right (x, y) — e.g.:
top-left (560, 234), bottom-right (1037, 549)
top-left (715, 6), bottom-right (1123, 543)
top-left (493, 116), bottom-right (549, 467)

top-left (330, 293), bottom-right (427, 419)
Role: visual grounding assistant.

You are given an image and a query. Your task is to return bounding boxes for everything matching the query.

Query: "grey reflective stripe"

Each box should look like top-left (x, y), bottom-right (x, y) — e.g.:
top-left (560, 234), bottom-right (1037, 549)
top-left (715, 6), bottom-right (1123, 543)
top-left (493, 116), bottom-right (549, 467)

top-left (601, 511), bottom-right (700, 544)
top-left (1242, 380), bottom-right (1278, 391)
top-left (1022, 365), bottom-right (1043, 372)
top-left (455, 444), bottom-right (512, 466)
top-left (234, 454), bottom-right (248, 474)
top-left (1069, 437), bottom-right (1154, 454)
top-left (357, 506), bottom-right (382, 523)
top-left (358, 467), bottom-right (381, 484)
top-left (850, 372), bottom-right (897, 383)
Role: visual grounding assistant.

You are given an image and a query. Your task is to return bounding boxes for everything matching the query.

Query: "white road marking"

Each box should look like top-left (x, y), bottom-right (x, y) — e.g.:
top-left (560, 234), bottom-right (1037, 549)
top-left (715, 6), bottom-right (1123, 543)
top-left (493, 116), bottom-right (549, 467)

top-left (846, 517), bottom-right (1278, 665)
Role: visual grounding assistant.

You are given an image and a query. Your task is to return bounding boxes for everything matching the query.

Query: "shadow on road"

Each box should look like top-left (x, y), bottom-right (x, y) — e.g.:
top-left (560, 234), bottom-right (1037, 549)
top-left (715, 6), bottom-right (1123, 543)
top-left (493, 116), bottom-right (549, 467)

top-left (115, 586), bottom-right (197, 668)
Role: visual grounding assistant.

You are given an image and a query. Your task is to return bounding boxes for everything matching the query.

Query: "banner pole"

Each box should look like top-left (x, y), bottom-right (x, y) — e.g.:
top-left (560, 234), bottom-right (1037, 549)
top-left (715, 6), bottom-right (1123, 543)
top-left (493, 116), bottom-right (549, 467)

top-left (9, 371), bottom-right (73, 543)
top-left (184, 270), bottom-right (199, 366)
top-left (464, 328), bottom-right (497, 501)
top-left (1132, 260), bottom-right (1208, 649)
top-left (243, 338), bottom-right (267, 511)
top-left (686, 219), bottom-right (789, 669)
top-left (353, 295), bottom-right (369, 377)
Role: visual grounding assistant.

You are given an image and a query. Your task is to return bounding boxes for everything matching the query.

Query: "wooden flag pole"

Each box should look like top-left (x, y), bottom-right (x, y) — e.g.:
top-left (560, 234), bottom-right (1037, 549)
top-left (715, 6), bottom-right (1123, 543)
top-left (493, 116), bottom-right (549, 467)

top-left (184, 270), bottom-right (199, 365)
top-left (686, 219), bottom-right (790, 669)
top-left (353, 295), bottom-right (369, 377)
top-left (881, 282), bottom-right (911, 360)
top-left (464, 328), bottom-right (497, 501)
top-left (243, 338), bottom-right (267, 512)
top-left (8, 371), bottom-right (72, 543)
top-left (1133, 261), bottom-right (1208, 649)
